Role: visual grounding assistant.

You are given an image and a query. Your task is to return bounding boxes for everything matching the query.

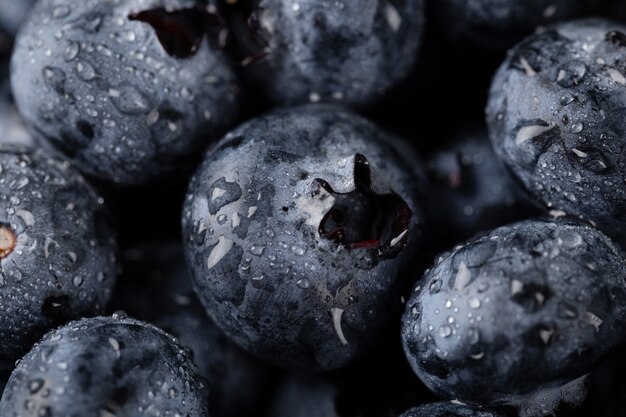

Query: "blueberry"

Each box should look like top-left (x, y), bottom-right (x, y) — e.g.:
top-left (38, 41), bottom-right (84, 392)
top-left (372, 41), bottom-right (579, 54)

top-left (401, 218), bottom-right (626, 416)
top-left (431, 0), bottom-right (606, 52)
top-left (222, 0), bottom-right (425, 107)
top-left (425, 125), bottom-right (540, 249)
top-left (487, 19), bottom-right (626, 246)
top-left (110, 241), bottom-right (271, 417)
top-left (182, 104), bottom-right (427, 369)
top-left (0, 315), bottom-right (209, 417)
top-left (11, 0), bottom-right (240, 185)
top-left (400, 402), bottom-right (505, 417)
top-left (0, 144), bottom-right (117, 371)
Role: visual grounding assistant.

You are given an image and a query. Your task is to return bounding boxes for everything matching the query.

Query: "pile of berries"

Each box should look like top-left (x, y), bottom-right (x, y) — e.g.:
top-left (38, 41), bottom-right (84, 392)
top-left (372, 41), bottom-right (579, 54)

top-left (1, 1), bottom-right (626, 416)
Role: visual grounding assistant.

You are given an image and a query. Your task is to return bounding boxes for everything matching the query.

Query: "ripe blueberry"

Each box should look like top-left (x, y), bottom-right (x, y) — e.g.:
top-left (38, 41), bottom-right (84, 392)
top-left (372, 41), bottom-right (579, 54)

top-left (11, 0), bottom-right (240, 185)
top-left (0, 144), bottom-right (116, 371)
top-left (0, 315), bottom-right (209, 417)
top-left (487, 19), bottom-right (626, 246)
top-left (182, 104), bottom-right (427, 369)
top-left (402, 219), bottom-right (626, 416)
top-left (222, 0), bottom-right (425, 106)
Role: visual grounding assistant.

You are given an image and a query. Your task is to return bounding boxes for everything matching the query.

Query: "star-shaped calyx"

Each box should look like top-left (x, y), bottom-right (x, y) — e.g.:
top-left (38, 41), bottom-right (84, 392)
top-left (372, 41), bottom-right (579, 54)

top-left (312, 153), bottom-right (412, 261)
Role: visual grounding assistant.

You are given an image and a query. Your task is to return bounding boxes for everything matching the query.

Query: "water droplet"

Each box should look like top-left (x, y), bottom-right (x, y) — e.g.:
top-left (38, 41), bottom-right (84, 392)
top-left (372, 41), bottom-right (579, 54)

top-left (110, 85), bottom-right (151, 114)
top-left (72, 276), bottom-right (83, 287)
top-left (296, 278), bottom-right (310, 289)
top-left (52, 5), bottom-right (71, 18)
top-left (556, 61), bottom-right (587, 88)
top-left (290, 245), bottom-right (305, 256)
top-left (43, 66), bottom-right (66, 94)
top-left (64, 41), bottom-right (79, 61)
top-left (250, 245), bottom-right (265, 256)
top-left (570, 122), bottom-right (584, 134)
top-left (429, 279), bottom-right (442, 294)
top-left (468, 297), bottom-right (481, 309)
top-left (438, 325), bottom-right (452, 338)
top-left (28, 378), bottom-right (44, 394)
top-left (76, 61), bottom-right (96, 80)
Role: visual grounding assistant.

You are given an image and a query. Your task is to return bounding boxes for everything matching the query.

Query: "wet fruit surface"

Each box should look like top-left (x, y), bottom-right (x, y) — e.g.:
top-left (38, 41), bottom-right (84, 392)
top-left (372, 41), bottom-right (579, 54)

top-left (11, 0), bottom-right (240, 185)
top-left (487, 19), bottom-right (626, 246)
top-left (182, 104), bottom-right (427, 369)
top-left (402, 218), bottom-right (626, 416)
top-left (0, 144), bottom-right (117, 371)
top-left (0, 315), bottom-right (209, 417)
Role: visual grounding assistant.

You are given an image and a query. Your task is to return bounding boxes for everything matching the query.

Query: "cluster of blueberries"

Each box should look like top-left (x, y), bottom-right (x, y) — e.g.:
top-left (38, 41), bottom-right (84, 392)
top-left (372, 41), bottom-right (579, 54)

top-left (0, 0), bottom-right (626, 416)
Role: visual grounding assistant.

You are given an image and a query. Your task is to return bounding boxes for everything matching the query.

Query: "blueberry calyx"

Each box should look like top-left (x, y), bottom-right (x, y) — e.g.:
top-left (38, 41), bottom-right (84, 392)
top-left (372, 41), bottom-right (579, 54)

top-left (0, 224), bottom-right (16, 260)
top-left (129, 7), bottom-right (223, 58)
top-left (219, 0), bottom-right (269, 66)
top-left (315, 153), bottom-right (412, 260)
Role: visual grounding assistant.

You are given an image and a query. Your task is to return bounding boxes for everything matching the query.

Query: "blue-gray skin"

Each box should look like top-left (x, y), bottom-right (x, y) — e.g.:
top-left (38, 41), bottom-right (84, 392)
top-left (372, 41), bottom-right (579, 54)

top-left (0, 315), bottom-right (210, 417)
top-left (182, 104), bottom-right (427, 369)
top-left (225, 0), bottom-right (425, 107)
top-left (110, 242), bottom-right (270, 417)
top-left (400, 402), bottom-right (505, 417)
top-left (0, 144), bottom-right (117, 371)
top-left (402, 218), bottom-right (626, 417)
top-left (487, 19), bottom-right (626, 248)
top-left (431, 0), bottom-right (606, 52)
top-left (0, 0), bottom-right (36, 37)
top-left (11, 0), bottom-right (240, 185)
top-left (426, 126), bottom-right (539, 250)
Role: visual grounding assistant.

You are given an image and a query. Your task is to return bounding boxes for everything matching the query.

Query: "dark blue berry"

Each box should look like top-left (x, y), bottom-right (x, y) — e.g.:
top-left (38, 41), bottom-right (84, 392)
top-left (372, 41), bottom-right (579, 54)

top-left (223, 0), bottom-right (425, 106)
top-left (402, 218), bottom-right (626, 416)
top-left (182, 104), bottom-right (427, 369)
top-left (11, 0), bottom-right (240, 185)
top-left (0, 144), bottom-right (117, 371)
top-left (487, 19), bottom-right (626, 247)
top-left (0, 315), bottom-right (209, 417)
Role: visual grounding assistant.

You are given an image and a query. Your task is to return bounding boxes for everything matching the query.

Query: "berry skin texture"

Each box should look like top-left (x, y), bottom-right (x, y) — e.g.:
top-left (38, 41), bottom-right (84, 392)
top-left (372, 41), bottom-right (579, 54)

top-left (432, 0), bottom-right (604, 52)
top-left (110, 242), bottom-right (270, 417)
top-left (0, 315), bottom-right (209, 417)
top-left (400, 402), bottom-right (505, 417)
top-left (486, 19), bottom-right (626, 246)
top-left (226, 0), bottom-right (425, 107)
top-left (0, 144), bottom-right (117, 371)
top-left (401, 219), bottom-right (626, 416)
top-left (11, 0), bottom-right (240, 185)
top-left (182, 104), bottom-right (427, 370)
